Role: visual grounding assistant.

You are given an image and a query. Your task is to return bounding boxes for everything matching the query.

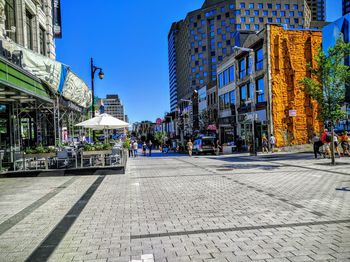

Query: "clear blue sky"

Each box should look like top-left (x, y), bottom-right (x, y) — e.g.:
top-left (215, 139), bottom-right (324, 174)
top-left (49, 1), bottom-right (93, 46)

top-left (56, 0), bottom-right (342, 124)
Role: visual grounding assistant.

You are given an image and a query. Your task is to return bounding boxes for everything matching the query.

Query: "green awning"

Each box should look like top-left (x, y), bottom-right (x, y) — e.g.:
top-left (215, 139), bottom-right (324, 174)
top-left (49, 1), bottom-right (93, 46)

top-left (0, 57), bottom-right (52, 103)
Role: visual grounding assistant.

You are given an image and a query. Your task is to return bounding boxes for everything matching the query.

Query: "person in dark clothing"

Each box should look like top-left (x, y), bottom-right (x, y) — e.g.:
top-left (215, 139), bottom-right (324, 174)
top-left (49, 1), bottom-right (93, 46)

top-left (312, 133), bottom-right (322, 159)
top-left (148, 141), bottom-right (152, 156)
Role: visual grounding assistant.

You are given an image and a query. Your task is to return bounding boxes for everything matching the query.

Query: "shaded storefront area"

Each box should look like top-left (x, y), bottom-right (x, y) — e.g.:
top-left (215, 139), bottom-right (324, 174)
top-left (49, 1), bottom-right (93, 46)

top-left (0, 39), bottom-right (91, 171)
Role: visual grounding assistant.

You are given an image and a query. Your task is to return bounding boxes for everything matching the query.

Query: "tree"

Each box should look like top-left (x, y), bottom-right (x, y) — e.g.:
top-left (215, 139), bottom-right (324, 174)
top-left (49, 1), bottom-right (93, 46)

top-left (154, 131), bottom-right (167, 147)
top-left (300, 37), bottom-right (350, 165)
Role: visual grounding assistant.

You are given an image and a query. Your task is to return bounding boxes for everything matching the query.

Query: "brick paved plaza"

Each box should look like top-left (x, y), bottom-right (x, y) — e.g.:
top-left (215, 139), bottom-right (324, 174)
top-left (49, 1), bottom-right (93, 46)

top-left (0, 152), bottom-right (350, 262)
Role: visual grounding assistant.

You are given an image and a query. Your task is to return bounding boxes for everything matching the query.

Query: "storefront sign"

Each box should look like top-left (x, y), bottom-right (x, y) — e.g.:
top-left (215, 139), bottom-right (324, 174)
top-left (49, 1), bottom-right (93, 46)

top-left (289, 110), bottom-right (297, 117)
top-left (0, 40), bottom-right (23, 67)
top-left (52, 0), bottom-right (62, 38)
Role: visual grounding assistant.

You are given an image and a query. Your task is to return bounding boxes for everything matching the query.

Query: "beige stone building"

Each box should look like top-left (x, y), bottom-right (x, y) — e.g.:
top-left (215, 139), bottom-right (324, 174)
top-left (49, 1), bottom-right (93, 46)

top-left (0, 0), bottom-right (56, 58)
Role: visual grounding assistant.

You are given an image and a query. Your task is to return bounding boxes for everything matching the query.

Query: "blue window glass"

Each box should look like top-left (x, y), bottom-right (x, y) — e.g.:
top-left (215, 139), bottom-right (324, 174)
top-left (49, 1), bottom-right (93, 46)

top-left (191, 55), bottom-right (195, 61)
top-left (199, 66), bottom-right (203, 71)
top-left (222, 48), bottom-right (227, 54)
top-left (226, 26), bottom-right (230, 32)
top-left (289, 11), bottom-right (294, 16)
top-left (222, 34), bottom-right (226, 40)
top-left (285, 18), bottom-right (290, 23)
top-left (191, 30), bottom-right (195, 35)
top-left (190, 17), bottom-right (194, 23)
top-left (276, 18), bottom-right (281, 23)
top-left (254, 10), bottom-right (259, 15)
top-left (245, 10), bottom-right (250, 15)
top-left (223, 69), bottom-right (229, 85)
top-left (221, 6), bottom-right (225, 12)
top-left (203, 59), bottom-right (207, 64)
top-left (196, 73), bottom-right (199, 79)
top-left (235, 10), bottom-right (241, 15)
top-left (256, 77), bottom-right (265, 103)
top-left (198, 27), bottom-right (202, 33)
top-left (285, 4), bottom-right (290, 10)
top-left (240, 2), bottom-right (245, 8)
top-left (200, 79), bottom-right (204, 84)
top-left (245, 24), bottom-right (250, 29)
top-left (239, 59), bottom-right (246, 79)
top-left (210, 24), bottom-right (214, 30)
top-left (191, 42), bottom-right (195, 48)
top-left (218, 41), bottom-right (222, 47)
top-left (210, 31), bottom-right (215, 37)
top-left (192, 67), bottom-right (195, 73)
top-left (202, 33), bottom-right (206, 39)
top-left (240, 17), bottom-right (246, 22)
top-left (229, 91), bottom-right (236, 106)
top-left (263, 10), bottom-right (268, 16)
top-left (230, 18), bottom-right (235, 24)
top-left (222, 20), bottom-right (226, 26)
top-left (229, 4), bottom-right (234, 9)
top-left (254, 24), bottom-right (259, 30)
top-left (298, 11), bottom-right (303, 17)
top-left (240, 85), bottom-right (247, 101)
top-left (259, 17), bottom-right (263, 22)
top-left (272, 11), bottom-right (277, 16)
top-left (198, 41), bottom-right (202, 46)
top-left (212, 57), bottom-right (216, 62)
top-left (229, 66), bottom-right (234, 82)
top-left (281, 11), bottom-right (285, 16)
top-left (204, 71), bottom-right (207, 77)
top-left (235, 24), bottom-right (241, 29)
top-left (267, 3), bottom-right (272, 9)
top-left (201, 20), bottom-right (206, 25)
top-left (217, 28), bottom-right (222, 34)
top-left (290, 25), bottom-right (295, 28)
top-left (268, 18), bottom-right (272, 23)
top-left (294, 18), bottom-right (299, 23)
top-left (199, 53), bottom-right (203, 58)
top-left (249, 3), bottom-right (254, 8)
top-left (276, 4), bottom-right (281, 9)
top-left (258, 3), bottom-right (263, 9)
top-left (255, 48), bottom-right (263, 71)
top-left (250, 17), bottom-right (254, 22)
top-left (293, 4), bottom-right (298, 10)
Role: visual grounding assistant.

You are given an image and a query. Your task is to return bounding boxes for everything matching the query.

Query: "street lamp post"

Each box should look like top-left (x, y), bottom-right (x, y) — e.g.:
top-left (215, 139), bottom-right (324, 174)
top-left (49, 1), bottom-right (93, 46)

top-left (90, 57), bottom-right (104, 142)
top-left (233, 46), bottom-right (257, 156)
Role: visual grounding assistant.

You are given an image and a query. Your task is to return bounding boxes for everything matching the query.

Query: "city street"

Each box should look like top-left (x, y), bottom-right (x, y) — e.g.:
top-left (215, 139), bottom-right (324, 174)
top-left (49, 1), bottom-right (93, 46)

top-left (0, 153), bottom-right (350, 262)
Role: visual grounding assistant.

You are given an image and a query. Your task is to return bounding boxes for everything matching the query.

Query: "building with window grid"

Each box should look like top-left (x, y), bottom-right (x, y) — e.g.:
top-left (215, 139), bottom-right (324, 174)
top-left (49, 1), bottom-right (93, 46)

top-left (168, 0), bottom-right (312, 113)
top-left (306, 0), bottom-right (326, 21)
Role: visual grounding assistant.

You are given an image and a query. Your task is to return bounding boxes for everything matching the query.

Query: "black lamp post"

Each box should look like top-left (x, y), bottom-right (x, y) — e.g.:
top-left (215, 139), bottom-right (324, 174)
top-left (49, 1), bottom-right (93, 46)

top-left (90, 57), bottom-right (104, 141)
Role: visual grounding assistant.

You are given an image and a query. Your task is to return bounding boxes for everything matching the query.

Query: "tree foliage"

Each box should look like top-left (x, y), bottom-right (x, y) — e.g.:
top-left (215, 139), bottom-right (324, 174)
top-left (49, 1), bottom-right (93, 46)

top-left (300, 37), bottom-right (350, 123)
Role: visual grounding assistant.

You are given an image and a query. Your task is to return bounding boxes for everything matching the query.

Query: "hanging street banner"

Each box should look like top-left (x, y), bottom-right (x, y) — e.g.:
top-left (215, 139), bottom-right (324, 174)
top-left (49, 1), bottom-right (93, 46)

top-left (52, 0), bottom-right (62, 38)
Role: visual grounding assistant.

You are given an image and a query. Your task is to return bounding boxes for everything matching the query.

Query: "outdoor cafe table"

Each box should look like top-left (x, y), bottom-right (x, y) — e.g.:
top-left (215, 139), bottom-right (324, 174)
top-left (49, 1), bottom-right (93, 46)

top-left (81, 150), bottom-right (112, 167)
top-left (24, 153), bottom-right (56, 170)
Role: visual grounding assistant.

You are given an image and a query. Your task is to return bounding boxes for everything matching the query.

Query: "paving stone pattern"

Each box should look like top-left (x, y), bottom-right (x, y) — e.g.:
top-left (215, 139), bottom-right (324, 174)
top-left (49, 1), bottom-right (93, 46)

top-left (0, 152), bottom-right (349, 261)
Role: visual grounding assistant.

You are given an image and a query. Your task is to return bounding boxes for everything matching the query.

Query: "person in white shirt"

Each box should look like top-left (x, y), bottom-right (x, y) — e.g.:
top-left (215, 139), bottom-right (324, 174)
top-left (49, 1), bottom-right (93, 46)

top-left (269, 135), bottom-right (276, 153)
top-left (133, 141), bottom-right (138, 157)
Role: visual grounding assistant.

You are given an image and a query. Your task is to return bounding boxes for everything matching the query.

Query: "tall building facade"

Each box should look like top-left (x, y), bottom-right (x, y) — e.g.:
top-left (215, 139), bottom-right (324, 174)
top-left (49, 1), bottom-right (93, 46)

top-left (168, 22), bottom-right (179, 112)
top-left (102, 95), bottom-right (125, 121)
top-left (343, 0), bottom-right (350, 16)
top-left (0, 0), bottom-right (57, 59)
top-left (306, 0), bottom-right (326, 21)
top-left (168, 0), bottom-right (312, 111)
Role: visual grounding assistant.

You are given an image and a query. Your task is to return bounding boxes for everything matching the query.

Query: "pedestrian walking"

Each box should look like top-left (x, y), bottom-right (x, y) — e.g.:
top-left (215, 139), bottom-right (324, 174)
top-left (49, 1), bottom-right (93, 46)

top-left (133, 141), bottom-right (138, 158)
top-left (148, 140), bottom-right (153, 156)
top-left (187, 139), bottom-right (193, 157)
top-left (340, 132), bottom-right (349, 156)
top-left (334, 134), bottom-right (341, 157)
top-left (269, 135), bottom-right (276, 153)
top-left (311, 133), bottom-right (322, 159)
top-left (262, 135), bottom-right (269, 153)
top-left (129, 141), bottom-right (134, 158)
top-left (321, 129), bottom-right (331, 158)
top-left (142, 142), bottom-right (147, 156)
top-left (215, 140), bottom-right (221, 155)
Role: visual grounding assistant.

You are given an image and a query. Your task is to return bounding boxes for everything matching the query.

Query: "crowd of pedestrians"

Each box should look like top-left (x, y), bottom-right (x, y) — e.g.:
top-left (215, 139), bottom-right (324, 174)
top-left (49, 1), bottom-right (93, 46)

top-left (312, 129), bottom-right (349, 159)
top-left (128, 140), bottom-right (153, 158)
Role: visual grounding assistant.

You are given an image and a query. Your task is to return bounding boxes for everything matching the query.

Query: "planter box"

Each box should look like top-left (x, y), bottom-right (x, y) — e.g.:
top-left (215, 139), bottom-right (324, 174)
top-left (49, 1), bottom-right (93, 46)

top-left (82, 150), bottom-right (112, 156)
top-left (25, 153), bottom-right (56, 158)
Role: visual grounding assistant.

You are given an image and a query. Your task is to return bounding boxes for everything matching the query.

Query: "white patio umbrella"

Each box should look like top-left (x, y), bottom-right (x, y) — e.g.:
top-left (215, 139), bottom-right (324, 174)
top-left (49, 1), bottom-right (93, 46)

top-left (75, 113), bottom-right (129, 130)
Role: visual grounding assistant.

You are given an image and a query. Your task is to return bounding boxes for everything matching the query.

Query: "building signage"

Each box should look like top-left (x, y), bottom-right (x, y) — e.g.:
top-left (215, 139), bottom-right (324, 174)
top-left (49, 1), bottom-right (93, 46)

top-left (52, 0), bottom-right (62, 38)
top-left (0, 40), bottom-right (23, 67)
top-left (289, 110), bottom-right (297, 117)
